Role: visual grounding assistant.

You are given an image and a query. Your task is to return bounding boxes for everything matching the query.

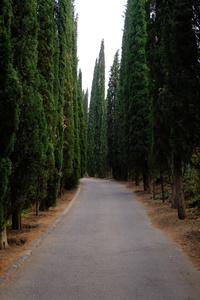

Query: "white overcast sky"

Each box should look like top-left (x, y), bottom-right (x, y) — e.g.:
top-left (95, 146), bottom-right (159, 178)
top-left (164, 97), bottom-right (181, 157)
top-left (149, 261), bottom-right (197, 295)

top-left (75, 0), bottom-right (127, 97)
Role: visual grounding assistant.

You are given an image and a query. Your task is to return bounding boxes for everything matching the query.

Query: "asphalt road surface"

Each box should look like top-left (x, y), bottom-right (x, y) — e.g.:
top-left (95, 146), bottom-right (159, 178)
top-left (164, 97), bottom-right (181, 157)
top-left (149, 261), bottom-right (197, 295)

top-left (1, 178), bottom-right (200, 300)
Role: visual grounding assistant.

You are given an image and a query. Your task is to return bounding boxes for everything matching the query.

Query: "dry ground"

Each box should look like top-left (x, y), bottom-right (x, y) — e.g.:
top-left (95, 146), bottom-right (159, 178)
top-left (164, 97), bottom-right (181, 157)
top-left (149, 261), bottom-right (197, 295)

top-left (125, 181), bottom-right (200, 270)
top-left (1, 180), bottom-right (200, 281)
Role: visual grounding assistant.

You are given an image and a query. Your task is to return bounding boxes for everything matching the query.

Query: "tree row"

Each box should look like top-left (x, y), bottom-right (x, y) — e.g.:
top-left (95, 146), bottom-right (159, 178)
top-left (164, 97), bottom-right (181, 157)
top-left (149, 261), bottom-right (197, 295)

top-left (87, 0), bottom-right (200, 220)
top-left (0, 0), bottom-right (88, 248)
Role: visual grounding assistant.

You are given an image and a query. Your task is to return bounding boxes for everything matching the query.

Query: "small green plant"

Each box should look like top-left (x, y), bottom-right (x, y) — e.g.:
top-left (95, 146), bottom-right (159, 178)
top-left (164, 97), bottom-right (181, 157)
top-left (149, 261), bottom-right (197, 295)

top-left (21, 210), bottom-right (29, 218)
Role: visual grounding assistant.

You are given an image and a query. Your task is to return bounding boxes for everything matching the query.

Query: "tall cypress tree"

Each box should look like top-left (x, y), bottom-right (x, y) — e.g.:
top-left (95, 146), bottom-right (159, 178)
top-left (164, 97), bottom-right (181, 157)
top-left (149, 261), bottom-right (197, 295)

top-left (95, 40), bottom-right (106, 176)
top-left (83, 88), bottom-right (89, 130)
top-left (113, 0), bottom-right (131, 181)
top-left (161, 1), bottom-right (200, 219)
top-left (87, 40), bottom-right (106, 177)
top-left (106, 51), bottom-right (120, 176)
top-left (58, 0), bottom-right (74, 191)
top-left (146, 0), bottom-right (171, 178)
top-left (63, 5), bottom-right (80, 189)
top-left (99, 104), bottom-right (108, 178)
top-left (78, 69), bottom-right (87, 177)
top-left (37, 0), bottom-right (57, 212)
top-left (10, 0), bottom-right (47, 229)
top-left (0, 0), bottom-right (20, 246)
top-left (127, 0), bottom-right (150, 190)
top-left (146, 1), bottom-right (200, 218)
top-left (87, 60), bottom-right (98, 177)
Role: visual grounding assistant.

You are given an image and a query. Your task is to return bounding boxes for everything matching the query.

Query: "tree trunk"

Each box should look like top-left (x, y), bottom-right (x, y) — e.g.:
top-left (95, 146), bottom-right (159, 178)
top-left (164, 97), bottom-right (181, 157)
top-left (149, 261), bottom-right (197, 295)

top-left (39, 200), bottom-right (49, 212)
top-left (36, 198), bottom-right (39, 216)
top-left (143, 168), bottom-right (151, 194)
top-left (12, 208), bottom-right (22, 230)
top-left (160, 173), bottom-right (165, 203)
top-left (173, 155), bottom-right (187, 220)
top-left (0, 224), bottom-right (8, 249)
top-left (153, 178), bottom-right (156, 200)
top-left (171, 182), bottom-right (176, 208)
top-left (135, 172), bottom-right (140, 186)
top-left (36, 180), bottom-right (40, 216)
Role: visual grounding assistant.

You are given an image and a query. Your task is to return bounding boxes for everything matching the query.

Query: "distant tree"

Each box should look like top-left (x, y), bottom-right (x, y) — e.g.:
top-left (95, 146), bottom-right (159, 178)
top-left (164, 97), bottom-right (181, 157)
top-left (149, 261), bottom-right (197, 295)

top-left (87, 40), bottom-right (106, 177)
top-left (0, 0), bottom-right (20, 246)
top-left (95, 40), bottom-right (106, 176)
top-left (99, 105), bottom-right (108, 178)
top-left (106, 51), bottom-right (120, 176)
top-left (87, 60), bottom-right (98, 177)
top-left (10, 0), bottom-right (47, 229)
top-left (83, 88), bottom-right (89, 130)
top-left (78, 69), bottom-right (87, 177)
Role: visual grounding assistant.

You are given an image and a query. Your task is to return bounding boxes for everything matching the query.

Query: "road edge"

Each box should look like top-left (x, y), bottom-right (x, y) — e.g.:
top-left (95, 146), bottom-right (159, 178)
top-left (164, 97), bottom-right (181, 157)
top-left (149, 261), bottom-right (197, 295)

top-left (0, 183), bottom-right (81, 286)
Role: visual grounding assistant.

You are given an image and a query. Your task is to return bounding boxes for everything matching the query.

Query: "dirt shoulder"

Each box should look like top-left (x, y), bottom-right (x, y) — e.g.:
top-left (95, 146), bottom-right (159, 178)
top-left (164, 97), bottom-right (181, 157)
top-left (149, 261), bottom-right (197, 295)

top-left (124, 182), bottom-right (200, 270)
top-left (0, 188), bottom-right (78, 279)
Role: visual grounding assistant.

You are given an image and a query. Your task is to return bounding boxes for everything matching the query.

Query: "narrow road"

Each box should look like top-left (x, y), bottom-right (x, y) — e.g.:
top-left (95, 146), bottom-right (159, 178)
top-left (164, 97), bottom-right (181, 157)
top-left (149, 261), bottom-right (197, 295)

top-left (1, 179), bottom-right (200, 300)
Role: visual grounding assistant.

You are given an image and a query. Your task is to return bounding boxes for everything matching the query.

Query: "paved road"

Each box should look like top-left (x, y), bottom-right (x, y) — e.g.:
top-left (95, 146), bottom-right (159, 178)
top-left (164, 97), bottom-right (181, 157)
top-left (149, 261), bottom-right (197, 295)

top-left (1, 179), bottom-right (200, 300)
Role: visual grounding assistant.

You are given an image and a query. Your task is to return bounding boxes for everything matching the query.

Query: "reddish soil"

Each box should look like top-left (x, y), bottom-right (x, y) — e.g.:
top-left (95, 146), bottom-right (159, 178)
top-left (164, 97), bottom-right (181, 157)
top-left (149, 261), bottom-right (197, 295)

top-left (125, 181), bottom-right (200, 270)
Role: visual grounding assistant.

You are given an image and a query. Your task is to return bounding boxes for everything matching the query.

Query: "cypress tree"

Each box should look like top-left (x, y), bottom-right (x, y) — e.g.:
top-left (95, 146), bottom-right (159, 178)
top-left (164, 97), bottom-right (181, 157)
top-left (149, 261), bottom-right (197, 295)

top-left (58, 0), bottom-right (74, 191)
top-left (161, 1), bottom-right (200, 219)
top-left (78, 69), bottom-right (87, 177)
top-left (87, 40), bottom-right (106, 177)
top-left (145, 1), bottom-right (172, 200)
top-left (83, 88), bottom-right (89, 130)
top-left (146, 1), bottom-right (200, 218)
top-left (0, 0), bottom-right (20, 246)
top-left (37, 0), bottom-right (57, 212)
top-left (95, 40), bottom-right (106, 176)
top-left (113, 1), bottom-right (131, 181)
top-left (99, 105), bottom-right (108, 178)
top-left (87, 60), bottom-right (98, 177)
top-left (106, 50), bottom-right (120, 176)
top-left (63, 6), bottom-right (80, 189)
top-left (126, 0), bottom-right (151, 190)
top-left (10, 0), bottom-right (47, 229)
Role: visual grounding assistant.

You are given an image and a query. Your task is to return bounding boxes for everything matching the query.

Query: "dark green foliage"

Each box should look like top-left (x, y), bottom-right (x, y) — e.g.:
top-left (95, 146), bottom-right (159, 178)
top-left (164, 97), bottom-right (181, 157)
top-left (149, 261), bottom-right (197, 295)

top-left (146, 0), bottom-right (171, 177)
top-left (10, 0), bottom-right (47, 229)
top-left (99, 106), bottom-right (107, 178)
top-left (127, 0), bottom-right (150, 185)
top-left (63, 5), bottom-right (80, 189)
top-left (113, 0), bottom-right (131, 180)
top-left (87, 60), bottom-right (98, 177)
top-left (78, 70), bottom-right (87, 177)
top-left (0, 0), bottom-right (88, 234)
top-left (87, 41), bottom-right (106, 177)
top-left (37, 0), bottom-right (58, 211)
top-left (58, 0), bottom-right (75, 190)
top-left (106, 51), bottom-right (120, 175)
top-left (0, 0), bottom-right (20, 232)
top-left (83, 88), bottom-right (89, 130)
top-left (113, 0), bottom-right (151, 190)
top-left (163, 1), bottom-right (200, 161)
top-left (146, 0), bottom-right (200, 218)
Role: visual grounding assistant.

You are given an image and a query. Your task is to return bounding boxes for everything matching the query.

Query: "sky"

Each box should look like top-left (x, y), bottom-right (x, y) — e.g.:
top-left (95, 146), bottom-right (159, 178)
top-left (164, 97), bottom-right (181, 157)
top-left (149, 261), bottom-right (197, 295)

top-left (75, 0), bottom-right (127, 98)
